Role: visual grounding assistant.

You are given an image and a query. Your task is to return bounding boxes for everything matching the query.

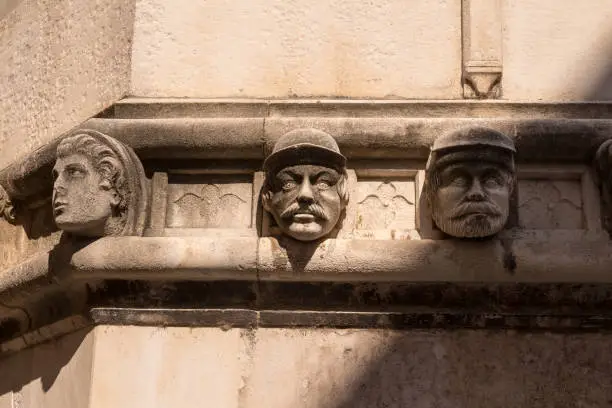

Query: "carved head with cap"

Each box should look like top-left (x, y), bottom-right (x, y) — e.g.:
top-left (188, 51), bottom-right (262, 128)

top-left (425, 127), bottom-right (516, 238)
top-left (262, 128), bottom-right (349, 241)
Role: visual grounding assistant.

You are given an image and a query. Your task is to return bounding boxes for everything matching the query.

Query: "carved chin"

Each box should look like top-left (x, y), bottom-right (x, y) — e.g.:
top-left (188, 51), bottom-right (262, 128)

top-left (286, 221), bottom-right (328, 241)
top-left (435, 214), bottom-right (505, 238)
top-left (54, 213), bottom-right (113, 237)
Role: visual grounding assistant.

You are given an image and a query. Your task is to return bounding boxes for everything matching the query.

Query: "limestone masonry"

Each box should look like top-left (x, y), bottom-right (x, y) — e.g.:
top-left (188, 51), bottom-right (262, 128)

top-left (3, 0), bottom-right (612, 407)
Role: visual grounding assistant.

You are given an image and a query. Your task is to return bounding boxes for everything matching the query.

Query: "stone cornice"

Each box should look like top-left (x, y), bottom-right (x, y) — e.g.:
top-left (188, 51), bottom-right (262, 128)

top-left (2, 233), bottom-right (612, 353)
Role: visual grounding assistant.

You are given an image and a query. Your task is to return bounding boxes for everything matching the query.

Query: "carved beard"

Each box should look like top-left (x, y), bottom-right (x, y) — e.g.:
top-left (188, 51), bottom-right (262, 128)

top-left (432, 201), bottom-right (507, 238)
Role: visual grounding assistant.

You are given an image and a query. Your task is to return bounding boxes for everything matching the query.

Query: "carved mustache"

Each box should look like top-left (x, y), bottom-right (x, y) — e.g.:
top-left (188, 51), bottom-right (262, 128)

top-left (449, 201), bottom-right (501, 219)
top-left (280, 202), bottom-right (329, 221)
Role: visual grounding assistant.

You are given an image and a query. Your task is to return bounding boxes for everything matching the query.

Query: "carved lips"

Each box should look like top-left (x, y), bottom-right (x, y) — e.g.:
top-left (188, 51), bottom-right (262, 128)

top-left (450, 202), bottom-right (501, 219)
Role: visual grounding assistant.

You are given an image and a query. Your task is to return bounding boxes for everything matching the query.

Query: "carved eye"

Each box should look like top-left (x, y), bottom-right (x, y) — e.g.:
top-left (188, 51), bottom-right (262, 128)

top-left (68, 168), bottom-right (84, 177)
top-left (483, 173), bottom-right (504, 188)
top-left (450, 175), bottom-right (469, 187)
top-left (281, 180), bottom-right (297, 191)
top-left (65, 165), bottom-right (87, 179)
top-left (315, 179), bottom-right (332, 190)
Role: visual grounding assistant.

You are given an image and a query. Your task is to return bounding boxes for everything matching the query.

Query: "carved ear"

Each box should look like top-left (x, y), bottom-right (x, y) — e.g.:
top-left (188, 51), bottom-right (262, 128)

top-left (337, 173), bottom-right (350, 208)
top-left (261, 189), bottom-right (272, 212)
top-left (99, 179), bottom-right (113, 191)
top-left (110, 190), bottom-right (121, 208)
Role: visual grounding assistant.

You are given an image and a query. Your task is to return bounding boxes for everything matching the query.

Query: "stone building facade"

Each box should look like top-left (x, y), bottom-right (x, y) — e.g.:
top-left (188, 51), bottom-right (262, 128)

top-left (2, 0), bottom-right (612, 407)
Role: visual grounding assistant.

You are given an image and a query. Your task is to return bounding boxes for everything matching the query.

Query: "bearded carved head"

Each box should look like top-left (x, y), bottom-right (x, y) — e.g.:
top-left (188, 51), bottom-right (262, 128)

top-left (425, 127), bottom-right (516, 238)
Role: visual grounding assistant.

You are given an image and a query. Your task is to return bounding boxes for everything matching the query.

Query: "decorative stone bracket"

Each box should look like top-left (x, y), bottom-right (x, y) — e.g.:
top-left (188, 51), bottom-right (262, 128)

top-left (462, 0), bottom-right (503, 99)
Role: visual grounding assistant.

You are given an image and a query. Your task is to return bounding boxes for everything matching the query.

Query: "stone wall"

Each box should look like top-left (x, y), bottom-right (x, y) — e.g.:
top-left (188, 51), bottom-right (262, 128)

top-left (0, 0), bottom-right (136, 169)
top-left (3, 326), bottom-right (612, 408)
top-left (3, 2), bottom-right (612, 407)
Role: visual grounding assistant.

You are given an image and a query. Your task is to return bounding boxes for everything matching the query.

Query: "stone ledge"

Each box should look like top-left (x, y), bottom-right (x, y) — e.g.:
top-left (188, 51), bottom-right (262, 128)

top-left (112, 98), bottom-right (612, 119)
top-left (1, 234), bottom-right (612, 302)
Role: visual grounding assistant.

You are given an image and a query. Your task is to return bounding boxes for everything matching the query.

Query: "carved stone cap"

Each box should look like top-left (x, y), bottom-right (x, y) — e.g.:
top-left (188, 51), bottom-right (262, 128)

top-left (431, 126), bottom-right (516, 153)
top-left (427, 127), bottom-right (516, 172)
top-left (263, 128), bottom-right (346, 175)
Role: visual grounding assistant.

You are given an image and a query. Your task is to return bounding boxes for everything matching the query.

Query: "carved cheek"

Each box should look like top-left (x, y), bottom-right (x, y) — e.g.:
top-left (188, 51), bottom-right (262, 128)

top-left (489, 187), bottom-right (510, 212)
top-left (318, 189), bottom-right (341, 209)
top-left (436, 185), bottom-right (464, 209)
top-left (271, 189), bottom-right (295, 214)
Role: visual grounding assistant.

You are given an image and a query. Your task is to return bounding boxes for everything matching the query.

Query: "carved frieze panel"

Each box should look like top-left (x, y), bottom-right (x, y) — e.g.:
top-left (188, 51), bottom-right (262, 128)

top-left (148, 172), bottom-right (257, 237)
top-left (167, 175), bottom-right (252, 229)
top-left (517, 165), bottom-right (601, 232)
top-left (519, 180), bottom-right (582, 229)
top-left (355, 178), bottom-right (415, 230)
top-left (347, 166), bottom-right (421, 240)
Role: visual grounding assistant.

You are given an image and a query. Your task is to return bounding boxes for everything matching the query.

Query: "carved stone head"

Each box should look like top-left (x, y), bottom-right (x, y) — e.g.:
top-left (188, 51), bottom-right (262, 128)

top-left (425, 127), bottom-right (516, 238)
top-left (52, 130), bottom-right (147, 237)
top-left (594, 139), bottom-right (612, 235)
top-left (262, 128), bottom-right (349, 241)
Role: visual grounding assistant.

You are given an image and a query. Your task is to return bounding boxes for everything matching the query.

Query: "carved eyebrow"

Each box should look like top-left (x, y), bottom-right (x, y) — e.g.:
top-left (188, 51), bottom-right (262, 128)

top-left (65, 163), bottom-right (87, 171)
top-left (311, 170), bottom-right (338, 180)
top-left (440, 165), bottom-right (469, 176)
top-left (277, 170), bottom-right (301, 179)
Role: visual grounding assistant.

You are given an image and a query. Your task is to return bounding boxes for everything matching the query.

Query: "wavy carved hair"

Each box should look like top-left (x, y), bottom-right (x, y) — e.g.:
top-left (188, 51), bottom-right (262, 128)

top-left (56, 134), bottom-right (129, 217)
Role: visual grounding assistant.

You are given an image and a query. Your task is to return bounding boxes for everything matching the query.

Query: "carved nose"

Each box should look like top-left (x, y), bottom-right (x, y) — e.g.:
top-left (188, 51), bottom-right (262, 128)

top-left (297, 179), bottom-right (315, 203)
top-left (466, 179), bottom-right (486, 201)
top-left (53, 182), bottom-right (66, 194)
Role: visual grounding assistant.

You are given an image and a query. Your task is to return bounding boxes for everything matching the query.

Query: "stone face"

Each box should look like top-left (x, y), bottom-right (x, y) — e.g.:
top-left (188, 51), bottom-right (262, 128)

top-left (130, 0), bottom-right (462, 98)
top-left (425, 127), bottom-right (516, 238)
top-left (262, 129), bottom-right (349, 241)
top-left (52, 131), bottom-right (148, 237)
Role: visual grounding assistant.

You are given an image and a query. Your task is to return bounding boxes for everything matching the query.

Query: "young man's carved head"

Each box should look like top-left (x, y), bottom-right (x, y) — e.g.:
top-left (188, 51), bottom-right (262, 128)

top-left (53, 134), bottom-right (128, 237)
top-left (262, 129), bottom-right (349, 241)
top-left (425, 127), bottom-right (516, 238)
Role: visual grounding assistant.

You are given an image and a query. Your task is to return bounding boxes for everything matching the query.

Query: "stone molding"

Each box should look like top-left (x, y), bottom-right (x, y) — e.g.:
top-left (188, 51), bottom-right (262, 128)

top-left (0, 234), bottom-right (609, 290)
top-left (0, 232), bottom-right (611, 352)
